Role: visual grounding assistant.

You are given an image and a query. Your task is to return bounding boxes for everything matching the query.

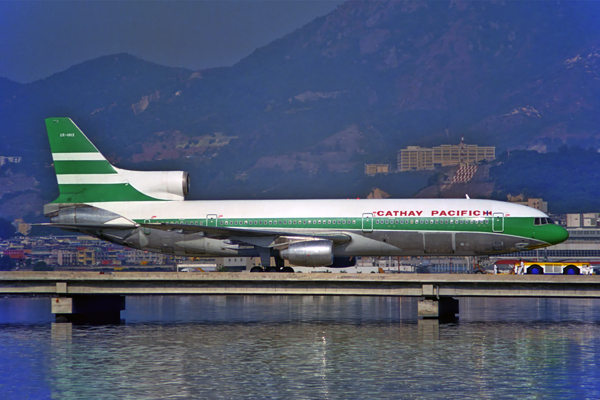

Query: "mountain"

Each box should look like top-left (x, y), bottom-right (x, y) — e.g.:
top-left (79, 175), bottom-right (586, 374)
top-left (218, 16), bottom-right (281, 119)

top-left (2, 0), bottom-right (600, 221)
top-left (0, 77), bottom-right (19, 99)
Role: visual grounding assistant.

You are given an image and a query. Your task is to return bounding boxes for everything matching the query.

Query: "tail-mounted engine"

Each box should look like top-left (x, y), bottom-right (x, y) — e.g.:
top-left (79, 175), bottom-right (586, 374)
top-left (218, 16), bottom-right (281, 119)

top-left (115, 169), bottom-right (189, 201)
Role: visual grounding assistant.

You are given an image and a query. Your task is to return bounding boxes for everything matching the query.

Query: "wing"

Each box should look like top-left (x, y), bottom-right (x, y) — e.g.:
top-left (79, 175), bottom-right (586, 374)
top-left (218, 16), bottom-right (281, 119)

top-left (141, 222), bottom-right (351, 248)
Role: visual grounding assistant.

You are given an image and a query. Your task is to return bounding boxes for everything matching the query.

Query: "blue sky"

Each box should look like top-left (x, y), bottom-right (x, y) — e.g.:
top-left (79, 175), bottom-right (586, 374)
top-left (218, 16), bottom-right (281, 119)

top-left (0, 0), bottom-right (345, 83)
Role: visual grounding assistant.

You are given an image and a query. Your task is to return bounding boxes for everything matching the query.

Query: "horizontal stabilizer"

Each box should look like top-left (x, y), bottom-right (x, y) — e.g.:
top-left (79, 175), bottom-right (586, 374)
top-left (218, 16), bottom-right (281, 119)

top-left (37, 222), bottom-right (138, 230)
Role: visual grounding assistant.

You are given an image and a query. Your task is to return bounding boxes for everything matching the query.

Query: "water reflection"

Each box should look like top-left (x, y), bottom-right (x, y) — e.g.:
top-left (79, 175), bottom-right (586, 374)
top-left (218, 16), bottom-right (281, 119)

top-left (1, 296), bottom-right (600, 399)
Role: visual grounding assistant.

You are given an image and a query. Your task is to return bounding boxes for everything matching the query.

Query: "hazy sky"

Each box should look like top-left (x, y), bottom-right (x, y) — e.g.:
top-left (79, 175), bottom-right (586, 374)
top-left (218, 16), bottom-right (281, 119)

top-left (0, 0), bottom-right (345, 83)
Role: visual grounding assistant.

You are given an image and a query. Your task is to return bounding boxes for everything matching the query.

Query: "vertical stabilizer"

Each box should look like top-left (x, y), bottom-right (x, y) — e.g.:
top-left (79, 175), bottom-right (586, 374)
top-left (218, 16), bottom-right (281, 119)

top-left (46, 118), bottom-right (187, 203)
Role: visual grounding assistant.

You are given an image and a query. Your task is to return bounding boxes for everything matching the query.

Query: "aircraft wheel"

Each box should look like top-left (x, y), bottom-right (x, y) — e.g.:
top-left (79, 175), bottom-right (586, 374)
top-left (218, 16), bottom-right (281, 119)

top-left (265, 266), bottom-right (279, 272)
top-left (281, 266), bottom-right (294, 273)
top-left (563, 265), bottom-right (580, 275)
top-left (250, 266), bottom-right (264, 273)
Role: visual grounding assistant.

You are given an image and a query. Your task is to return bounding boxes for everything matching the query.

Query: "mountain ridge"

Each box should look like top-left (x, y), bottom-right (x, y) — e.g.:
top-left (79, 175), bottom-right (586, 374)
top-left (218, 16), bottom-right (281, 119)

top-left (1, 0), bottom-right (600, 221)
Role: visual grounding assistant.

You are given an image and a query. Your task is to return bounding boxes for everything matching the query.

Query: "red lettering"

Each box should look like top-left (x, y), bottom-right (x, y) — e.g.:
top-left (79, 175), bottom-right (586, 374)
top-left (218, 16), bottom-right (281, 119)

top-left (386, 211), bottom-right (393, 217)
top-left (416, 210), bottom-right (423, 216)
top-left (473, 210), bottom-right (480, 216)
top-left (394, 211), bottom-right (399, 216)
top-left (399, 211), bottom-right (407, 216)
top-left (439, 210), bottom-right (447, 217)
top-left (408, 211), bottom-right (416, 217)
top-left (377, 211), bottom-right (384, 217)
top-left (432, 210), bottom-right (439, 216)
top-left (461, 210), bottom-right (468, 216)
top-left (448, 210), bottom-right (456, 216)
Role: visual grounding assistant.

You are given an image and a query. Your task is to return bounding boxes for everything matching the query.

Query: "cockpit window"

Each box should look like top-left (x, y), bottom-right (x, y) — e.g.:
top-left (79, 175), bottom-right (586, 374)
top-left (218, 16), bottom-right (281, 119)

top-left (534, 217), bottom-right (555, 226)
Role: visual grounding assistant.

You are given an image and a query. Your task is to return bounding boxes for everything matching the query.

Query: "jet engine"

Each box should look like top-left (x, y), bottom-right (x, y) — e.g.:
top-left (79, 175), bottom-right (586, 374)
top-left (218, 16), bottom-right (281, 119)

top-left (280, 240), bottom-right (334, 267)
top-left (119, 169), bottom-right (189, 200)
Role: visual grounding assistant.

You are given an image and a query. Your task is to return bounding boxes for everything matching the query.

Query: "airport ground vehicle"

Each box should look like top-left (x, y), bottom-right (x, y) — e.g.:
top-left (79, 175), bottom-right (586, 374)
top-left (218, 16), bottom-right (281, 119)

top-left (522, 261), bottom-right (593, 275)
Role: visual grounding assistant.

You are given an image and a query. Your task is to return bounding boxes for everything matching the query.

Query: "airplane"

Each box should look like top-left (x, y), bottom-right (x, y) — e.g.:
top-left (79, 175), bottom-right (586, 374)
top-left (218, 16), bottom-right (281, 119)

top-left (43, 117), bottom-right (569, 272)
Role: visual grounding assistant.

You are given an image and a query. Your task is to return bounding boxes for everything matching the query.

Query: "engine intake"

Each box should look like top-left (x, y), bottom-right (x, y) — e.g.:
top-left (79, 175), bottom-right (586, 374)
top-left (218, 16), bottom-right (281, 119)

top-left (280, 240), bottom-right (334, 267)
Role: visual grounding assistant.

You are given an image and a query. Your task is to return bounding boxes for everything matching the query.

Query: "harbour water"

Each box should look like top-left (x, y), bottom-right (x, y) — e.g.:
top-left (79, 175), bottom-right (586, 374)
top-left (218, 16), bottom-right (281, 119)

top-left (1, 295), bottom-right (600, 399)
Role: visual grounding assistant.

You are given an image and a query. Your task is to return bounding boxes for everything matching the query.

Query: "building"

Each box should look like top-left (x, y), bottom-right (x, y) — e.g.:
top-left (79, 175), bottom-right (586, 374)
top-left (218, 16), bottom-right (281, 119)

top-left (364, 164), bottom-right (390, 175)
top-left (398, 138), bottom-right (495, 171)
top-left (507, 197), bottom-right (548, 213)
top-left (398, 146), bottom-right (434, 171)
top-left (0, 156), bottom-right (22, 166)
top-left (566, 213), bottom-right (598, 228)
top-left (13, 219), bottom-right (31, 235)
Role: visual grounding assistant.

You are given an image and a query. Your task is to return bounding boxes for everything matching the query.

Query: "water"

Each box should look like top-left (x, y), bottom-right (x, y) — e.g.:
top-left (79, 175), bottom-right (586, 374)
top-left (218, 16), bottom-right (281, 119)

top-left (1, 296), bottom-right (600, 399)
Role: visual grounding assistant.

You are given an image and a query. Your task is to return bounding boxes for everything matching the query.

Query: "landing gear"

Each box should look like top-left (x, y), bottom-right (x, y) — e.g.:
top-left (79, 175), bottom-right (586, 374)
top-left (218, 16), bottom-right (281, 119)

top-left (253, 248), bottom-right (294, 272)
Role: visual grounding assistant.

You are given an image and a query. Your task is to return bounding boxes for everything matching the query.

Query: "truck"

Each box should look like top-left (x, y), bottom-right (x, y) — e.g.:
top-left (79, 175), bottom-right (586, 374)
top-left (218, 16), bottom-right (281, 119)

top-left (520, 261), bottom-right (593, 275)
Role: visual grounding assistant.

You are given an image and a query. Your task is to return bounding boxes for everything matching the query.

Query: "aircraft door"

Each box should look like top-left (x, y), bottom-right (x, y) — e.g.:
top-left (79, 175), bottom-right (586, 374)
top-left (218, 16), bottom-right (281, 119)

top-left (206, 214), bottom-right (218, 227)
top-left (362, 213), bottom-right (373, 233)
top-left (143, 219), bottom-right (151, 235)
top-left (493, 212), bottom-right (504, 232)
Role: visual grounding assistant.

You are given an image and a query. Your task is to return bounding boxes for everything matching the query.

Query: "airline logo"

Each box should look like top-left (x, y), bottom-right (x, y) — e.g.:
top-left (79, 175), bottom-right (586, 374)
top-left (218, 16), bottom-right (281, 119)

top-left (372, 210), bottom-right (493, 217)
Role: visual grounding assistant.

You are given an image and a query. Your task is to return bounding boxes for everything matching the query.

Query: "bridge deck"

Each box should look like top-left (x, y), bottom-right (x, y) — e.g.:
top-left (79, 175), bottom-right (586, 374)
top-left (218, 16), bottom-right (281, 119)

top-left (2, 272), bottom-right (600, 298)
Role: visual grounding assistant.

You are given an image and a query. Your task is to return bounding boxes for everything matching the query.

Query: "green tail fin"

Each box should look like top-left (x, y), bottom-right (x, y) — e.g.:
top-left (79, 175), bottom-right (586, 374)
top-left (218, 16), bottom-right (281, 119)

top-left (46, 118), bottom-right (164, 203)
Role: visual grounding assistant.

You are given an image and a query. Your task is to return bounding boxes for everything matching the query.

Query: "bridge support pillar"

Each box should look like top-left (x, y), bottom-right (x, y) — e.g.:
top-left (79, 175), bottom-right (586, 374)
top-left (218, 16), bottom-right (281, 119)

top-left (52, 295), bottom-right (125, 324)
top-left (418, 297), bottom-right (459, 320)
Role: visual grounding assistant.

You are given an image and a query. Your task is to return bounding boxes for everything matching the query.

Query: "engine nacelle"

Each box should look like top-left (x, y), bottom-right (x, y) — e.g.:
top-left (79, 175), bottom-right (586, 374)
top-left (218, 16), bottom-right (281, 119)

top-left (280, 240), bottom-right (334, 267)
top-left (118, 169), bottom-right (189, 201)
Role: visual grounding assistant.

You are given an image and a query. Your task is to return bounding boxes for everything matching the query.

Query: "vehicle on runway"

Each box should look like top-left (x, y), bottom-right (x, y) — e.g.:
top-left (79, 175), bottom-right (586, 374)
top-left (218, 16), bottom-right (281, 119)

top-left (522, 261), bottom-right (593, 275)
top-left (42, 118), bottom-right (570, 272)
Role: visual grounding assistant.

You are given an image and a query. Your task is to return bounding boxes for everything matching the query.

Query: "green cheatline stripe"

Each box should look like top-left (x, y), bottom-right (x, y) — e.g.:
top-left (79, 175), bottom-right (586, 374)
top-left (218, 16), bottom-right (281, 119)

top-left (53, 183), bottom-right (163, 203)
top-left (53, 160), bottom-right (117, 175)
top-left (45, 118), bottom-right (101, 153)
top-left (133, 216), bottom-right (564, 245)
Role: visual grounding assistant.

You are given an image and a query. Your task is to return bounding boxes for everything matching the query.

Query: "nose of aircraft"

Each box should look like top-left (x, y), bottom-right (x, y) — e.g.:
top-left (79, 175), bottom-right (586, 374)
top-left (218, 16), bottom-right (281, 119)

top-left (549, 224), bottom-right (569, 245)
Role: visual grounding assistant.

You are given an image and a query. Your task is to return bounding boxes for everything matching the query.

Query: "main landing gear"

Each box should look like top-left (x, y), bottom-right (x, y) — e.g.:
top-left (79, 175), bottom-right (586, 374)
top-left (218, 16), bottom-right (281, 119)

top-left (250, 255), bottom-right (294, 273)
top-left (250, 266), bottom-right (295, 273)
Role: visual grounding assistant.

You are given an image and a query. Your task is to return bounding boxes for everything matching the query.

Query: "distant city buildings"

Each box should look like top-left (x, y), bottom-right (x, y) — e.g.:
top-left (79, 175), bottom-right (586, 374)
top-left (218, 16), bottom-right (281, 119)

top-left (0, 234), bottom-right (259, 271)
top-left (0, 156), bottom-right (22, 166)
top-left (364, 164), bottom-right (390, 175)
top-left (566, 213), bottom-right (599, 228)
top-left (13, 219), bottom-right (31, 236)
top-left (398, 138), bottom-right (495, 172)
top-left (507, 196), bottom-right (548, 213)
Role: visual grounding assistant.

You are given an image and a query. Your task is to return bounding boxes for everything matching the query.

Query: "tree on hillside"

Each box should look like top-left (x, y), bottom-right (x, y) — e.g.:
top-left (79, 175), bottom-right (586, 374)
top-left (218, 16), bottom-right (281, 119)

top-left (0, 218), bottom-right (15, 240)
top-left (0, 255), bottom-right (15, 271)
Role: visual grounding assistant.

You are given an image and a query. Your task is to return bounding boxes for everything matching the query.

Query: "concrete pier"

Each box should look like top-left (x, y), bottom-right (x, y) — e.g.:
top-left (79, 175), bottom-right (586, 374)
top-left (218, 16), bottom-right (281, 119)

top-left (417, 297), bottom-right (459, 320)
top-left (52, 295), bottom-right (125, 324)
top-left (2, 271), bottom-right (600, 321)
top-left (2, 271), bottom-right (600, 297)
